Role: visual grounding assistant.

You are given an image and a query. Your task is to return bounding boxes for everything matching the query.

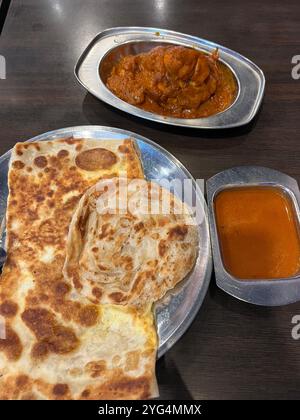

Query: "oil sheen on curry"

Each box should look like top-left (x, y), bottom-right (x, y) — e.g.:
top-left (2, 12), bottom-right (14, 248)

top-left (105, 46), bottom-right (237, 118)
top-left (214, 187), bottom-right (300, 280)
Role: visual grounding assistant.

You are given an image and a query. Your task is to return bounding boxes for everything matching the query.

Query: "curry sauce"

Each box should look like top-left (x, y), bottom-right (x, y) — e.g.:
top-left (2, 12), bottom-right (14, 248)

top-left (106, 46), bottom-right (237, 119)
top-left (214, 187), bottom-right (300, 279)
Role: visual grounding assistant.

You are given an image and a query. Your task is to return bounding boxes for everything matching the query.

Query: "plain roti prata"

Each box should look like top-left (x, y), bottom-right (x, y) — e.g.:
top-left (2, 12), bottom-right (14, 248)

top-left (63, 177), bottom-right (199, 307)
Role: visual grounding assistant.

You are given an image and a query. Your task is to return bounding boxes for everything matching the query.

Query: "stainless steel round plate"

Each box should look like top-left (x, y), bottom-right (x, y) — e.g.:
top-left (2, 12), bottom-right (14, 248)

top-left (0, 126), bottom-right (212, 357)
top-left (75, 27), bottom-right (265, 129)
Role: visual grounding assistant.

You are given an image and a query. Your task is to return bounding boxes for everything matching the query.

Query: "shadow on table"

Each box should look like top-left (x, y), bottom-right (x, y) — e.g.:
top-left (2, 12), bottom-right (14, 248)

top-left (207, 272), bottom-right (293, 319)
top-left (156, 355), bottom-right (193, 400)
top-left (82, 93), bottom-right (262, 146)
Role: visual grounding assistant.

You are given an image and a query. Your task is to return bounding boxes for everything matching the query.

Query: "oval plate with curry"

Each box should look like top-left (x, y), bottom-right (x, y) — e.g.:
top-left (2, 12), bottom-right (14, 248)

top-left (75, 27), bottom-right (265, 129)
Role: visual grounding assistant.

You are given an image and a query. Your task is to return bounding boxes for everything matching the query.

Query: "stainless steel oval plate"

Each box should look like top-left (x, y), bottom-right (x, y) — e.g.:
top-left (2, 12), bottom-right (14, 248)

top-left (75, 27), bottom-right (265, 129)
top-left (0, 126), bottom-right (212, 356)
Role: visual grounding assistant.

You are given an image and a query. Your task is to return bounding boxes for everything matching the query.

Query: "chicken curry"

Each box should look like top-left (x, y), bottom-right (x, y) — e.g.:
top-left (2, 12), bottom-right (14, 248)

top-left (105, 45), bottom-right (237, 119)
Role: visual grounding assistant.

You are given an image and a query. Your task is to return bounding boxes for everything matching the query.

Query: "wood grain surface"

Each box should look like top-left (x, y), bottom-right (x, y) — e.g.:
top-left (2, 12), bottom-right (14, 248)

top-left (0, 0), bottom-right (300, 399)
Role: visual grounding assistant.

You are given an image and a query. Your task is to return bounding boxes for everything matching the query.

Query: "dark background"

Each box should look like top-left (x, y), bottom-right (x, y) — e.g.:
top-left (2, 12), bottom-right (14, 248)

top-left (0, 0), bottom-right (300, 399)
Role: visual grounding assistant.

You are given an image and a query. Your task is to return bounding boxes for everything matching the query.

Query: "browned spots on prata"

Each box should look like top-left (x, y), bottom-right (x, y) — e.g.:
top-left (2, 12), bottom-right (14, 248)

top-left (59, 137), bottom-right (76, 145)
top-left (105, 375), bottom-right (150, 399)
top-left (86, 360), bottom-right (107, 378)
top-left (46, 199), bottom-right (56, 208)
top-left (77, 206), bottom-right (90, 238)
top-left (55, 281), bottom-right (70, 297)
top-left (16, 145), bottom-right (23, 156)
top-left (15, 375), bottom-right (28, 387)
top-left (77, 305), bottom-right (99, 327)
top-left (118, 144), bottom-right (130, 154)
top-left (158, 216), bottom-right (170, 227)
top-left (134, 222), bottom-right (144, 232)
top-left (63, 195), bottom-right (81, 210)
top-left (99, 223), bottom-right (114, 239)
top-left (27, 296), bottom-right (39, 306)
top-left (21, 307), bottom-right (79, 359)
top-left (0, 325), bottom-right (23, 360)
top-left (168, 224), bottom-right (188, 240)
top-left (81, 389), bottom-right (90, 398)
top-left (39, 293), bottom-right (49, 302)
top-left (53, 383), bottom-right (69, 396)
top-left (109, 292), bottom-right (126, 303)
top-left (75, 148), bottom-right (117, 171)
top-left (35, 194), bottom-right (45, 202)
top-left (0, 300), bottom-right (18, 317)
top-left (29, 254), bottom-right (64, 282)
top-left (158, 239), bottom-right (167, 257)
top-left (75, 144), bottom-right (83, 151)
top-left (27, 209), bottom-right (38, 221)
top-left (33, 219), bottom-right (60, 246)
top-left (12, 160), bottom-right (25, 170)
top-left (147, 259), bottom-right (158, 269)
top-left (34, 156), bottom-right (47, 168)
top-left (92, 287), bottom-right (103, 300)
top-left (131, 270), bottom-right (154, 297)
top-left (120, 255), bottom-right (133, 271)
top-left (6, 231), bottom-right (19, 250)
top-left (45, 156), bottom-right (61, 171)
top-left (57, 149), bottom-right (69, 159)
top-left (31, 342), bottom-right (48, 358)
top-left (68, 266), bottom-right (82, 290)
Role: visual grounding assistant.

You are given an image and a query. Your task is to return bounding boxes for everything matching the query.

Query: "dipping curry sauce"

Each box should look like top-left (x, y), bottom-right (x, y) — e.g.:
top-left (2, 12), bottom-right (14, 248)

top-left (105, 46), bottom-right (237, 119)
top-left (214, 187), bottom-right (300, 279)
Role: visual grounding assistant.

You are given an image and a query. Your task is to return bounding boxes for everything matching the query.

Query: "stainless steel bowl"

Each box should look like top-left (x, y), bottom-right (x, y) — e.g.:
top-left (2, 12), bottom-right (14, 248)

top-left (75, 27), bottom-right (265, 129)
top-left (207, 166), bottom-right (300, 306)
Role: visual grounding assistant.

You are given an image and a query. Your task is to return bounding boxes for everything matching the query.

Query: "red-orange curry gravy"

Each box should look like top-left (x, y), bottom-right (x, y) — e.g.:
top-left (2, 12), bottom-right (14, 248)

top-left (214, 187), bottom-right (300, 280)
top-left (105, 46), bottom-right (237, 119)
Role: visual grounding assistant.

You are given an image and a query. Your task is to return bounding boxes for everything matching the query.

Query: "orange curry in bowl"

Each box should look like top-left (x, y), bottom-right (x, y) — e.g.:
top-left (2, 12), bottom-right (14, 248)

top-left (105, 46), bottom-right (237, 119)
top-left (214, 187), bottom-right (300, 280)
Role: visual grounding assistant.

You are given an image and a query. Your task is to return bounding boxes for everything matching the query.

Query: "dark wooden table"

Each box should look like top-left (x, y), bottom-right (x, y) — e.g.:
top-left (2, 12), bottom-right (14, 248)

top-left (1, 0), bottom-right (300, 400)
